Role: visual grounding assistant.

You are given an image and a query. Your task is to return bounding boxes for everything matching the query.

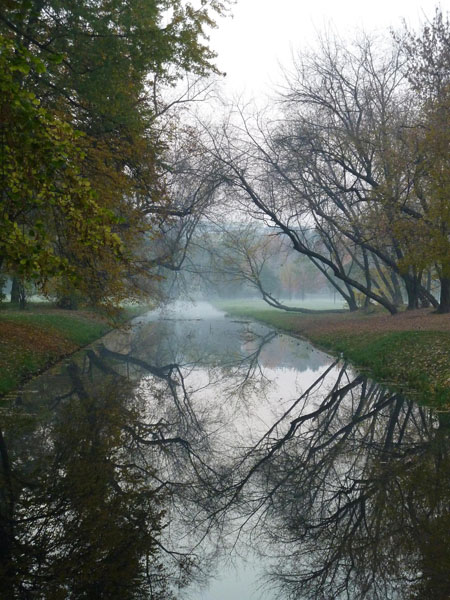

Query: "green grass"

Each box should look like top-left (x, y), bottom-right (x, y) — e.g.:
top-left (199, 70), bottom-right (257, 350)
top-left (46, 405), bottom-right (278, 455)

top-left (313, 330), bottom-right (450, 407)
top-left (217, 301), bottom-right (450, 409)
top-left (215, 301), bottom-right (347, 334)
top-left (0, 312), bottom-right (110, 345)
top-left (213, 297), bottom-right (347, 313)
top-left (0, 302), bottom-right (151, 396)
top-left (0, 354), bottom-right (41, 396)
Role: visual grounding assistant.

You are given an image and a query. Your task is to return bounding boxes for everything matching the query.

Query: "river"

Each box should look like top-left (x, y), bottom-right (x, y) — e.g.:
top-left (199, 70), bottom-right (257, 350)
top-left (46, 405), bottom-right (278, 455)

top-left (0, 301), bottom-right (448, 599)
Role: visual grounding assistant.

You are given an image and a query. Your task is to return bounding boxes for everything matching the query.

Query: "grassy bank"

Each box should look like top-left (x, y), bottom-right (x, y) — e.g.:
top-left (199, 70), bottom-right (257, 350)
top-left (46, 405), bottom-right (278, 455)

top-left (0, 303), bottom-right (148, 396)
top-left (216, 301), bottom-right (450, 409)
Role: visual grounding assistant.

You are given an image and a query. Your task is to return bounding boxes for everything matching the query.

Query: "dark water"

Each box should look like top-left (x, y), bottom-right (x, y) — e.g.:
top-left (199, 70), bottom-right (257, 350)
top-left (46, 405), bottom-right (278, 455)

top-left (0, 301), bottom-right (449, 599)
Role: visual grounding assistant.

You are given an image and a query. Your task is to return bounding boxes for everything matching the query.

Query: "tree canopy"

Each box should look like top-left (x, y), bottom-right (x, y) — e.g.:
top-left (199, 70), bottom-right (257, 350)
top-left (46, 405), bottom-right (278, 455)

top-left (0, 0), bottom-right (228, 310)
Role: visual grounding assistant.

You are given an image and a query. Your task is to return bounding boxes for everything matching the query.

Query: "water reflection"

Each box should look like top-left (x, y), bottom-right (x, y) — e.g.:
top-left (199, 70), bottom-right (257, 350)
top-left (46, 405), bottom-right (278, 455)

top-left (0, 303), bottom-right (448, 599)
top-left (0, 369), bottom-right (172, 598)
top-left (224, 367), bottom-right (450, 600)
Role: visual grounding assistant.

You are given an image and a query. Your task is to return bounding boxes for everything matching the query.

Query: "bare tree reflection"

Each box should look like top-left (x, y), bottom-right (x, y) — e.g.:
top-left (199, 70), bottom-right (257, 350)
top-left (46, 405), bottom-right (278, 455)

top-left (2, 317), bottom-right (448, 600)
top-left (0, 321), bottom-right (283, 598)
top-left (222, 363), bottom-right (450, 600)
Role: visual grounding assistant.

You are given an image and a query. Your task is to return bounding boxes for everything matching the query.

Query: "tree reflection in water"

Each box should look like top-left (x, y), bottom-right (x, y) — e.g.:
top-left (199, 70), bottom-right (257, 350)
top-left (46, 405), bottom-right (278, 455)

top-left (0, 319), bottom-right (449, 599)
top-left (225, 363), bottom-right (450, 600)
top-left (0, 347), bottom-right (217, 599)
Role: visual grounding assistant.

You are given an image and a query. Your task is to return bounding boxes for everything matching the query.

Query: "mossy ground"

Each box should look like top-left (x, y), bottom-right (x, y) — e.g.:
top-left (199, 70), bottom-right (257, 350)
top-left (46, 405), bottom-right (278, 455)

top-left (215, 301), bottom-right (450, 409)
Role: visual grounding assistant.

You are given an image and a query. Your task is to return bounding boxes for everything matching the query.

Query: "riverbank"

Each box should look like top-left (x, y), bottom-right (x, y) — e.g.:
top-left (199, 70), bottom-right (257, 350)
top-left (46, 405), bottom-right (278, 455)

top-left (0, 304), bottom-right (147, 396)
top-left (216, 301), bottom-right (450, 409)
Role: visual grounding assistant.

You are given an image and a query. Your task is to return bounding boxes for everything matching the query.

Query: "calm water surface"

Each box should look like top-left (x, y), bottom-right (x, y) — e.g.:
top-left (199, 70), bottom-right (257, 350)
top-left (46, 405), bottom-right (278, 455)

top-left (1, 301), bottom-right (448, 599)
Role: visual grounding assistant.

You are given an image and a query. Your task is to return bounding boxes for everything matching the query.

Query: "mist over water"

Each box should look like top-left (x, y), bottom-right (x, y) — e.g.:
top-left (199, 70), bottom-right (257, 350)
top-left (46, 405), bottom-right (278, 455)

top-left (143, 300), bottom-right (228, 322)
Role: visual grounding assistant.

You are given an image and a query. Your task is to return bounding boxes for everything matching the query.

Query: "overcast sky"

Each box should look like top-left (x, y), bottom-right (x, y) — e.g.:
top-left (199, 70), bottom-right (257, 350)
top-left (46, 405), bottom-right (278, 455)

top-left (208, 0), bottom-right (445, 100)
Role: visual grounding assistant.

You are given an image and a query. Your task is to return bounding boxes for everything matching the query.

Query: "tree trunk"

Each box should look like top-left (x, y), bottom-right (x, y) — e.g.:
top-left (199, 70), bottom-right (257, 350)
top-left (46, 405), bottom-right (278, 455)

top-left (404, 275), bottom-right (420, 310)
top-left (308, 256), bottom-right (364, 312)
top-left (56, 294), bottom-right (78, 310)
top-left (438, 277), bottom-right (450, 313)
top-left (362, 248), bottom-right (373, 310)
top-left (19, 286), bottom-right (26, 310)
top-left (390, 271), bottom-right (404, 306)
top-left (10, 277), bottom-right (26, 308)
top-left (419, 270), bottom-right (433, 308)
top-left (426, 269), bottom-right (432, 294)
top-left (347, 295), bottom-right (358, 311)
top-left (420, 295), bottom-right (430, 308)
top-left (10, 277), bottom-right (20, 304)
top-left (0, 275), bottom-right (5, 303)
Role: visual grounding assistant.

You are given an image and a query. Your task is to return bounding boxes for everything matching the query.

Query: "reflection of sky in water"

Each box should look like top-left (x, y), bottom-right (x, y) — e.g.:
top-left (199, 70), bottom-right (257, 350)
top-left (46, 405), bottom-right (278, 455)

top-left (15, 301), bottom-right (341, 600)
top-left (187, 558), bottom-right (274, 600)
top-left (131, 302), bottom-right (341, 450)
top-left (131, 301), bottom-right (331, 372)
top-left (132, 302), bottom-right (341, 600)
top-left (14, 301), bottom-right (444, 599)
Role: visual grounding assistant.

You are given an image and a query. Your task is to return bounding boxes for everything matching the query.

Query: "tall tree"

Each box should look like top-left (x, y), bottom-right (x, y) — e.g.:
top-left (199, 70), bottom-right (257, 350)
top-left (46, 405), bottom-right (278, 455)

top-left (0, 37), bottom-right (129, 309)
top-left (397, 9), bottom-right (450, 312)
top-left (0, 0), bottom-right (229, 309)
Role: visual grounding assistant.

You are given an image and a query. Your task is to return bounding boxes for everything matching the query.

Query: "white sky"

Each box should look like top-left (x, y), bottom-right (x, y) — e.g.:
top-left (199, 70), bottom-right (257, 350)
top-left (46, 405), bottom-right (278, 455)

top-left (208, 0), bottom-right (446, 100)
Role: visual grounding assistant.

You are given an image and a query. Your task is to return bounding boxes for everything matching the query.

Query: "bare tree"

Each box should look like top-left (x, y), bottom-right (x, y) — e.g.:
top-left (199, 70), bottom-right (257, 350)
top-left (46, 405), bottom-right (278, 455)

top-left (200, 104), bottom-right (401, 313)
top-left (199, 30), bottom-right (445, 313)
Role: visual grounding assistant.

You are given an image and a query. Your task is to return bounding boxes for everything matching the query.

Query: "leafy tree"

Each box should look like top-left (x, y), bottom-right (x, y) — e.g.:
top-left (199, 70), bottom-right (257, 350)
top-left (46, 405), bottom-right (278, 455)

top-left (0, 0), bottom-right (228, 217)
top-left (0, 36), bottom-right (132, 310)
top-left (0, 0), bottom-right (229, 309)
